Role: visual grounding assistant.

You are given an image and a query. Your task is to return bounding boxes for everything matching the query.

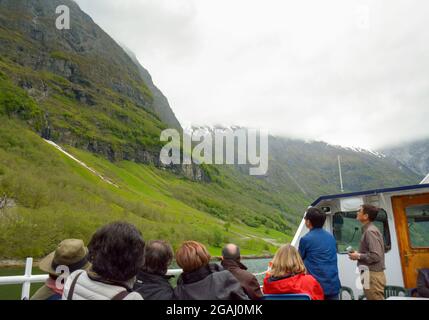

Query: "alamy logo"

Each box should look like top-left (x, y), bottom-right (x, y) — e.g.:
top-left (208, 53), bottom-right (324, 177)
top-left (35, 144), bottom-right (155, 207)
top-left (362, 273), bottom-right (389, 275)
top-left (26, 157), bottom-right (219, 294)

top-left (356, 265), bottom-right (370, 290)
top-left (160, 128), bottom-right (269, 176)
top-left (55, 265), bottom-right (70, 290)
top-left (55, 5), bottom-right (70, 30)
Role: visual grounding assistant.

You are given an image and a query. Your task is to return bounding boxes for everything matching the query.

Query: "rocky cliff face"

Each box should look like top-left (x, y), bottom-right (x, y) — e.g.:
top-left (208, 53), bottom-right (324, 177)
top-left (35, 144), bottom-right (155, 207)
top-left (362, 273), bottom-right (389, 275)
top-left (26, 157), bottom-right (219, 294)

top-left (0, 0), bottom-right (151, 108)
top-left (0, 0), bottom-right (205, 181)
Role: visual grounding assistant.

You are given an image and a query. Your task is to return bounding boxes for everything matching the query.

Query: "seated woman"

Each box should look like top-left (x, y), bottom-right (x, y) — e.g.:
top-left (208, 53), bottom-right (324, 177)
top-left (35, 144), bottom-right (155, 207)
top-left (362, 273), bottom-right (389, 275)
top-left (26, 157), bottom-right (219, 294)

top-left (263, 243), bottom-right (324, 300)
top-left (62, 222), bottom-right (145, 300)
top-left (417, 268), bottom-right (429, 298)
top-left (174, 241), bottom-right (248, 300)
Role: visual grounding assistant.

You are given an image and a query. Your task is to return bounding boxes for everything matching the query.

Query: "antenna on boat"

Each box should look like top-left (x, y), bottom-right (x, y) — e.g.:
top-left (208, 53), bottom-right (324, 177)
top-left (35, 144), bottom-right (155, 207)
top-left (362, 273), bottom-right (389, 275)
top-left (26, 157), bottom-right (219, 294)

top-left (421, 172), bottom-right (429, 184)
top-left (338, 155), bottom-right (344, 193)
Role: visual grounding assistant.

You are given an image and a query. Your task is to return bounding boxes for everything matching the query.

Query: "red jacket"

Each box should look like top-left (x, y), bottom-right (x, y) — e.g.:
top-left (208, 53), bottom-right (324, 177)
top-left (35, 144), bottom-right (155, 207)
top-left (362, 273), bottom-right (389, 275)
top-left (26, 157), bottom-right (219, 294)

top-left (263, 273), bottom-right (324, 300)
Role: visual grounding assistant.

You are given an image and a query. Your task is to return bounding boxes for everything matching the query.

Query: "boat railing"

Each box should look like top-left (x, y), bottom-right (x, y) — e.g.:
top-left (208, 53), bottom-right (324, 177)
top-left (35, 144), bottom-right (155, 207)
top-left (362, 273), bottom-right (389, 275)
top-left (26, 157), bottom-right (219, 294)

top-left (0, 258), bottom-right (184, 300)
top-left (1, 257), bottom-right (269, 300)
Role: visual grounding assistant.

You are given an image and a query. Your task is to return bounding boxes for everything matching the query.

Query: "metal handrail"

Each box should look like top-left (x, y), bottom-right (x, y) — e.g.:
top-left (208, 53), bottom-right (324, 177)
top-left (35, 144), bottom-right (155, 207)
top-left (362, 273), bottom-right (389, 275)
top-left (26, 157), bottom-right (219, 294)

top-left (0, 258), bottom-right (183, 300)
top-left (1, 258), bottom-right (269, 300)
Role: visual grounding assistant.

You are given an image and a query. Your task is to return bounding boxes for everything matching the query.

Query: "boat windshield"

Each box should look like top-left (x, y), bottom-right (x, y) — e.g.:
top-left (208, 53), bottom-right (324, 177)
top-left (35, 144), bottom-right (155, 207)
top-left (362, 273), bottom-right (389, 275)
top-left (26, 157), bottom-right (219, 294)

top-left (332, 209), bottom-right (391, 254)
top-left (406, 204), bottom-right (429, 248)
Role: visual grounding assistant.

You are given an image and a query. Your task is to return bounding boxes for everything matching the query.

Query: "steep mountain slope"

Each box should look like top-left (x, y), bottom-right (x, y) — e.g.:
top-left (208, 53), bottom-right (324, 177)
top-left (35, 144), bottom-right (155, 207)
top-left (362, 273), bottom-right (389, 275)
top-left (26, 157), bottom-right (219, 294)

top-left (0, 0), bottom-right (180, 165)
top-left (1, 119), bottom-right (419, 259)
top-left (0, 120), bottom-right (291, 258)
top-left (381, 138), bottom-right (429, 179)
top-left (267, 137), bottom-right (422, 200)
top-left (0, 0), bottom-right (292, 259)
top-left (122, 47), bottom-right (181, 130)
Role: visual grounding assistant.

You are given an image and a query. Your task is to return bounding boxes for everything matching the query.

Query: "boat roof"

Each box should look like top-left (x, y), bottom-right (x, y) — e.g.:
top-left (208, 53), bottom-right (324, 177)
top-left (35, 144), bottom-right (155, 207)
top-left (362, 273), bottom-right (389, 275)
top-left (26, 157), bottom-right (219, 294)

top-left (311, 183), bottom-right (429, 206)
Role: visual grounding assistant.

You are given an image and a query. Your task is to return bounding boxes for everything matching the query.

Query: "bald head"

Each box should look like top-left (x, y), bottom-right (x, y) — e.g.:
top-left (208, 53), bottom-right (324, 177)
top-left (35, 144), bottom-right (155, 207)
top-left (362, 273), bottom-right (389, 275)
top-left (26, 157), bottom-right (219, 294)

top-left (222, 243), bottom-right (240, 261)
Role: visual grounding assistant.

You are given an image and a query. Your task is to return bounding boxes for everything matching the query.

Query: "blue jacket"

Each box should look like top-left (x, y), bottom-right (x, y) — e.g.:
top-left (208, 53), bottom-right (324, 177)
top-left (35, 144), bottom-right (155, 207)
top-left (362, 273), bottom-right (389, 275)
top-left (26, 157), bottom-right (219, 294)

top-left (298, 228), bottom-right (341, 296)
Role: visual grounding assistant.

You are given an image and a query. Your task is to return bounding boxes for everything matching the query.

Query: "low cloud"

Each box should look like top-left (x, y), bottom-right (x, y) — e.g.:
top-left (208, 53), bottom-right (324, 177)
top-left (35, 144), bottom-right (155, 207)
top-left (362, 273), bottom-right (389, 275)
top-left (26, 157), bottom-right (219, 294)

top-left (74, 0), bottom-right (429, 149)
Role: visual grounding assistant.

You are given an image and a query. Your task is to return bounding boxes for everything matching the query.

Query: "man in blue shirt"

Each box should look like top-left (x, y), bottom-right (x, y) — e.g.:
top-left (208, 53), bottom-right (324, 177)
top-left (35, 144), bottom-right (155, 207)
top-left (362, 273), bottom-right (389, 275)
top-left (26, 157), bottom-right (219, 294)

top-left (299, 207), bottom-right (341, 300)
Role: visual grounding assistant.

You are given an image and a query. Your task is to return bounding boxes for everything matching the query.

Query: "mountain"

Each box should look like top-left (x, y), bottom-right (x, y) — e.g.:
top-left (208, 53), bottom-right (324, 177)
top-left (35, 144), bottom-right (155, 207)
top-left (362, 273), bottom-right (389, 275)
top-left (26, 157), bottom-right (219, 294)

top-left (0, 0), bottom-right (422, 259)
top-left (0, 0), bottom-right (181, 165)
top-left (267, 137), bottom-right (422, 200)
top-left (177, 125), bottom-right (422, 224)
top-left (380, 138), bottom-right (429, 179)
top-left (188, 125), bottom-right (421, 200)
top-left (0, 0), bottom-right (291, 258)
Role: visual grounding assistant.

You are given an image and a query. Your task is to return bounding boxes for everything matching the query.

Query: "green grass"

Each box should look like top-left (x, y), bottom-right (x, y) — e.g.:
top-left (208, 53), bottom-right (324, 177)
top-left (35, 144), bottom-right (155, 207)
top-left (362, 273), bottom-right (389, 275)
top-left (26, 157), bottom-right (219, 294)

top-left (0, 119), bottom-right (291, 259)
top-left (0, 48), bottom-right (165, 158)
top-left (0, 75), bottom-right (42, 124)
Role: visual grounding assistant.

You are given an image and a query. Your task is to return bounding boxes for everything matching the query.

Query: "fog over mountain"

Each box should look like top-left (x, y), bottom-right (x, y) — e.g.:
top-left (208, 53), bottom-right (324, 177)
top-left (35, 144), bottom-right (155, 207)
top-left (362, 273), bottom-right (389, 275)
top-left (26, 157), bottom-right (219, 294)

top-left (381, 138), bottom-right (429, 178)
top-left (75, 0), bottom-right (429, 149)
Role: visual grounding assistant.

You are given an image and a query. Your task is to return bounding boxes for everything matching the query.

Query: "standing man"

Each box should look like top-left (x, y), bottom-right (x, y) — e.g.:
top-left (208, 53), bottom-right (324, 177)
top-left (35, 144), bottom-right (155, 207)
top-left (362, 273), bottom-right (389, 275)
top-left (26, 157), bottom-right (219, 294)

top-left (221, 243), bottom-right (263, 300)
top-left (299, 207), bottom-right (341, 300)
top-left (348, 204), bottom-right (386, 300)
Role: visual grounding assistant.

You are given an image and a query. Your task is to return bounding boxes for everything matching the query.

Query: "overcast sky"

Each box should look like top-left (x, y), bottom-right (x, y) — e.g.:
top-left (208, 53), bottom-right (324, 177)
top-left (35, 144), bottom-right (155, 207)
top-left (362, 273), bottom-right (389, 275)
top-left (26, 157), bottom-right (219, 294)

top-left (74, 0), bottom-right (429, 149)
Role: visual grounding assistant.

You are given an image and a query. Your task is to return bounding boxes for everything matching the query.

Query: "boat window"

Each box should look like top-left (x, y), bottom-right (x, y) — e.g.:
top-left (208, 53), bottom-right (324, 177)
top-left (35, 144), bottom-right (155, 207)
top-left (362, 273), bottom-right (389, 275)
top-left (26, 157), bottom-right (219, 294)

top-left (332, 209), bottom-right (391, 254)
top-left (406, 204), bottom-right (429, 248)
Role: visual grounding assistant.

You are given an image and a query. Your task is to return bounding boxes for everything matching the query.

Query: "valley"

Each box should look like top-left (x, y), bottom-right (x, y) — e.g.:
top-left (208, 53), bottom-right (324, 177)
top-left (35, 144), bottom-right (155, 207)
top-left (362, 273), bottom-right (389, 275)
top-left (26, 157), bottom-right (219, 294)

top-left (0, 0), bottom-right (424, 260)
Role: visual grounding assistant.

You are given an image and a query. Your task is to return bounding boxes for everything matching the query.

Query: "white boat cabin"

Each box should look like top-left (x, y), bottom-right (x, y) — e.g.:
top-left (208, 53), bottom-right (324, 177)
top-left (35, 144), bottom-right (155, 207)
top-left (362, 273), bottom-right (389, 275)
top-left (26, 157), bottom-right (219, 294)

top-left (292, 183), bottom-right (429, 298)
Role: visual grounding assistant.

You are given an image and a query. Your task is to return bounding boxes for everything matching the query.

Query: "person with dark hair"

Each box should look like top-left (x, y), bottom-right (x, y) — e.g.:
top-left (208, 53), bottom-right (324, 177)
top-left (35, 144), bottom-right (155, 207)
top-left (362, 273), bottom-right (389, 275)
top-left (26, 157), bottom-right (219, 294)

top-left (298, 207), bottom-right (341, 300)
top-left (134, 240), bottom-right (175, 300)
top-left (62, 222), bottom-right (145, 300)
top-left (348, 204), bottom-right (386, 300)
top-left (31, 239), bottom-right (91, 300)
top-left (221, 243), bottom-right (263, 300)
top-left (174, 241), bottom-right (248, 300)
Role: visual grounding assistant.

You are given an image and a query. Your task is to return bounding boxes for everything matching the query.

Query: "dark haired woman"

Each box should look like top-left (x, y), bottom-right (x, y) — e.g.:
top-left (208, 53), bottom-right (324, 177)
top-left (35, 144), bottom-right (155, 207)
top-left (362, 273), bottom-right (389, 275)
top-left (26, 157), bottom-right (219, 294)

top-left (173, 241), bottom-right (248, 300)
top-left (62, 222), bottom-right (145, 300)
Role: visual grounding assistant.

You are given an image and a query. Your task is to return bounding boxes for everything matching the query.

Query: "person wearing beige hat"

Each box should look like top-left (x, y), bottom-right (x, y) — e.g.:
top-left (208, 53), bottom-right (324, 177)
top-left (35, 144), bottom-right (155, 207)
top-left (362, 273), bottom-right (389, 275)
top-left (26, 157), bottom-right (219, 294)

top-left (31, 239), bottom-right (90, 300)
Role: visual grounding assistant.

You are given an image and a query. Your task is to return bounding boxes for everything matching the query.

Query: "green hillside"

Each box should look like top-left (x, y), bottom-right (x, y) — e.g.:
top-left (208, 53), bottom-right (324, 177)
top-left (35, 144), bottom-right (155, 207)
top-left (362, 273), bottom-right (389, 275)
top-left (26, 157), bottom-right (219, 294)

top-left (267, 136), bottom-right (422, 200)
top-left (0, 0), bottom-right (294, 259)
top-left (0, 118), bottom-right (294, 258)
top-left (0, 0), bottom-right (178, 165)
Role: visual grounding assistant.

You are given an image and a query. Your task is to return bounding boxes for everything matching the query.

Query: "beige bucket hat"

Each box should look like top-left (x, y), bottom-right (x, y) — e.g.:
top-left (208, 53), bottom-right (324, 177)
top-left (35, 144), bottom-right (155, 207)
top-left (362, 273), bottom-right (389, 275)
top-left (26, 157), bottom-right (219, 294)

top-left (38, 239), bottom-right (90, 275)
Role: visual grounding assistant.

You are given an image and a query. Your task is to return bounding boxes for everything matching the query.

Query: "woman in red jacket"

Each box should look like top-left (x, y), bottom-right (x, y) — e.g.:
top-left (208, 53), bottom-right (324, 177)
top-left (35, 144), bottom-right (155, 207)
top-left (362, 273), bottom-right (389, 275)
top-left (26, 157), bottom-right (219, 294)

top-left (263, 243), bottom-right (324, 300)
